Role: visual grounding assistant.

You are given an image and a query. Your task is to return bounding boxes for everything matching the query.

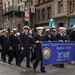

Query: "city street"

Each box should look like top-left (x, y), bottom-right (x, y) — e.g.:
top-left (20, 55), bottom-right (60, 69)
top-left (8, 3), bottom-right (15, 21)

top-left (0, 57), bottom-right (75, 75)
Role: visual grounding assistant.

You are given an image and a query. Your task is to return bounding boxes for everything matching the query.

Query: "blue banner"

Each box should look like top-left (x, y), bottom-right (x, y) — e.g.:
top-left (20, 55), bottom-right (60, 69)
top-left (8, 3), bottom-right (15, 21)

top-left (42, 42), bottom-right (75, 66)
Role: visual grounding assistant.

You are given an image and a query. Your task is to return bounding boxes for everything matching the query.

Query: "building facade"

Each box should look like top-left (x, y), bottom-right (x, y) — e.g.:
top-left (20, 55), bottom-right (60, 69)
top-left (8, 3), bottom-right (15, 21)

top-left (3, 0), bottom-right (29, 32)
top-left (0, 0), bottom-right (3, 29)
top-left (3, 0), bottom-right (75, 31)
top-left (35, 0), bottom-right (54, 29)
top-left (35, 0), bottom-right (75, 30)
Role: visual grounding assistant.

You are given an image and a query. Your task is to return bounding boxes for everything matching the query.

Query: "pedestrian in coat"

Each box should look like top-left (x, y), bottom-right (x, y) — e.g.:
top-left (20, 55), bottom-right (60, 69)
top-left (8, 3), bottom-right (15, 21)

top-left (18, 26), bottom-right (31, 68)
top-left (69, 25), bottom-right (75, 64)
top-left (0, 30), bottom-right (2, 52)
top-left (56, 27), bottom-right (68, 68)
top-left (44, 29), bottom-right (52, 41)
top-left (8, 28), bottom-right (20, 65)
top-left (1, 29), bottom-right (10, 63)
top-left (33, 27), bottom-right (46, 73)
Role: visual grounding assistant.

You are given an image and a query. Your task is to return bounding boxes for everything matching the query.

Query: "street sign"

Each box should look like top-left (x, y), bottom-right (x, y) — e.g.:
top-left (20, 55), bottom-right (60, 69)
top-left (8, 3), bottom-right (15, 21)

top-left (31, 6), bottom-right (35, 13)
top-left (20, 6), bottom-right (24, 11)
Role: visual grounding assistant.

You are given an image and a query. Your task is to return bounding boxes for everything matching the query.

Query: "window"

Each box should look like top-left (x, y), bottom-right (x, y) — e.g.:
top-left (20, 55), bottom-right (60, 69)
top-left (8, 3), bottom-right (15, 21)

top-left (58, 0), bottom-right (63, 13)
top-left (18, 0), bottom-right (22, 4)
top-left (0, 2), bottom-right (2, 5)
top-left (38, 10), bottom-right (40, 21)
top-left (18, 0), bottom-right (19, 4)
top-left (4, 3), bottom-right (6, 9)
top-left (47, 7), bottom-right (52, 19)
top-left (30, 0), bottom-right (33, 5)
top-left (12, 0), bottom-right (14, 5)
top-left (8, 1), bottom-right (10, 7)
top-left (25, 1), bottom-right (29, 7)
top-left (20, 0), bottom-right (22, 3)
top-left (43, 0), bottom-right (45, 2)
top-left (18, 24), bottom-right (21, 29)
top-left (70, 0), bottom-right (75, 13)
top-left (42, 8), bottom-right (45, 20)
top-left (38, 0), bottom-right (40, 4)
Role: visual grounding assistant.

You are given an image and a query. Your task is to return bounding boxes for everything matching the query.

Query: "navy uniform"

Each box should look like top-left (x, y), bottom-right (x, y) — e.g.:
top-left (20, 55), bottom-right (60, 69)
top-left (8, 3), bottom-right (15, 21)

top-left (8, 28), bottom-right (20, 65)
top-left (18, 26), bottom-right (31, 68)
top-left (56, 27), bottom-right (68, 68)
top-left (44, 29), bottom-right (52, 41)
top-left (1, 29), bottom-right (10, 62)
top-left (33, 27), bottom-right (46, 73)
top-left (29, 30), bottom-right (34, 63)
top-left (69, 25), bottom-right (75, 64)
top-left (69, 25), bottom-right (75, 41)
top-left (50, 29), bottom-right (57, 41)
top-left (0, 30), bottom-right (2, 52)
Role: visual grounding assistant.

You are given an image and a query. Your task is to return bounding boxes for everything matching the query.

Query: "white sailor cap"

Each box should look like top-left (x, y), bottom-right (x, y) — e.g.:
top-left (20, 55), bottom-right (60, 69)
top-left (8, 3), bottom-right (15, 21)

top-left (13, 28), bottom-right (17, 31)
top-left (45, 29), bottom-right (50, 32)
top-left (51, 29), bottom-right (56, 32)
top-left (2, 29), bottom-right (7, 32)
top-left (23, 26), bottom-right (29, 29)
top-left (59, 27), bottom-right (65, 30)
top-left (36, 27), bottom-right (43, 30)
top-left (0, 30), bottom-right (2, 33)
top-left (64, 28), bottom-right (66, 30)
top-left (72, 25), bottom-right (75, 28)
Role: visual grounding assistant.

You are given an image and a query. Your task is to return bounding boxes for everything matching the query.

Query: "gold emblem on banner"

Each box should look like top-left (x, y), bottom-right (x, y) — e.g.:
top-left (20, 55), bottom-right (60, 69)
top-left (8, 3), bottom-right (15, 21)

top-left (42, 47), bottom-right (51, 60)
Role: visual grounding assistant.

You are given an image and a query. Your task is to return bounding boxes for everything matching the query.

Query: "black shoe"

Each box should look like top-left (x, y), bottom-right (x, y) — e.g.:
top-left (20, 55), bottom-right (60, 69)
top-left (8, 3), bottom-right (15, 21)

top-left (30, 60), bottom-right (33, 63)
top-left (18, 63), bottom-right (21, 66)
top-left (8, 62), bottom-right (11, 64)
top-left (41, 70), bottom-right (46, 73)
top-left (60, 66), bottom-right (65, 68)
top-left (3, 60), bottom-right (6, 63)
top-left (56, 64), bottom-right (59, 68)
top-left (26, 65), bottom-right (31, 68)
top-left (33, 67), bottom-right (36, 71)
top-left (33, 65), bottom-right (36, 71)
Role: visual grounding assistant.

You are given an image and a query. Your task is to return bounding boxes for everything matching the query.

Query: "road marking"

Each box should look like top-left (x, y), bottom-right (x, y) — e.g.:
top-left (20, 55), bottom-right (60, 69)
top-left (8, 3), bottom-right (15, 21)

top-left (0, 61), bottom-right (26, 72)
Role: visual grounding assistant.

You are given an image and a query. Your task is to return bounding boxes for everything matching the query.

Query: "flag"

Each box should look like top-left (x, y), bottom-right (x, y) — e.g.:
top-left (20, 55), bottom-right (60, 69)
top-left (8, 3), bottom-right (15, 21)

top-left (24, 7), bottom-right (29, 21)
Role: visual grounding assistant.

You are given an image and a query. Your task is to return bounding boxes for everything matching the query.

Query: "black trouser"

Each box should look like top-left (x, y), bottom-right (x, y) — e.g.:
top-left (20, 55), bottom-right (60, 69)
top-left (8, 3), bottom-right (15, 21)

top-left (8, 47), bottom-right (19, 65)
top-left (2, 47), bottom-right (8, 62)
top-left (19, 49), bottom-right (30, 67)
top-left (33, 49), bottom-right (45, 71)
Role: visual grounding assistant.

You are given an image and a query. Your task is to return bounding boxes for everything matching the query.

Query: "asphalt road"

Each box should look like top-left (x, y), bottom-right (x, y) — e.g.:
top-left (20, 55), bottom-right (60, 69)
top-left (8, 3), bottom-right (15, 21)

top-left (0, 57), bottom-right (75, 75)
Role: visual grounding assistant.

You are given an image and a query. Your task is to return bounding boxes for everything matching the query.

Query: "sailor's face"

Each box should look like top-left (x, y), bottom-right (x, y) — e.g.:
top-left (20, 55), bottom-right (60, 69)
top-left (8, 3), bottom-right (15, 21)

top-left (24, 29), bottom-right (29, 33)
top-left (59, 29), bottom-right (64, 34)
top-left (73, 27), bottom-right (75, 31)
top-left (37, 29), bottom-right (43, 34)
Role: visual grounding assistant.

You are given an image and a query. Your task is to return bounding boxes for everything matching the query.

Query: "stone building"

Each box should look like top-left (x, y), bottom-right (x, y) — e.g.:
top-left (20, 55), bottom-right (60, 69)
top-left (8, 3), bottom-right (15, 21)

top-left (35, 0), bottom-right (75, 30)
top-left (35, 0), bottom-right (53, 29)
top-left (3, 0), bottom-right (75, 31)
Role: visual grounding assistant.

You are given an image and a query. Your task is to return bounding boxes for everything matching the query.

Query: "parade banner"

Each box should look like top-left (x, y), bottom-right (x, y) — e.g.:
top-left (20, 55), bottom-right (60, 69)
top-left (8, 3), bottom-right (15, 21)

top-left (42, 42), bottom-right (75, 66)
